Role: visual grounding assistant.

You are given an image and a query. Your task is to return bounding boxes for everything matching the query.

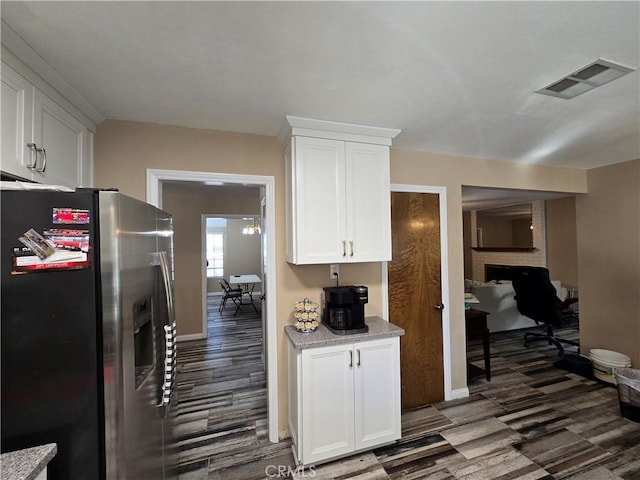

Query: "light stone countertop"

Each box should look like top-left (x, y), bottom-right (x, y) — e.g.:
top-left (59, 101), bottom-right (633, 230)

top-left (285, 316), bottom-right (404, 350)
top-left (0, 443), bottom-right (57, 480)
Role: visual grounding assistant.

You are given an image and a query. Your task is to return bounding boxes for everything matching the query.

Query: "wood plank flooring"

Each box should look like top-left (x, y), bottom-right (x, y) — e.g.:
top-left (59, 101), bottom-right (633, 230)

top-left (175, 294), bottom-right (276, 476)
top-left (176, 302), bottom-right (640, 479)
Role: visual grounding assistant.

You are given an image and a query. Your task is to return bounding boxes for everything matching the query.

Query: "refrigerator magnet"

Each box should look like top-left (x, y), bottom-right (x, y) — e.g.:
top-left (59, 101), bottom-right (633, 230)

top-left (43, 229), bottom-right (91, 253)
top-left (53, 208), bottom-right (90, 224)
top-left (18, 228), bottom-right (56, 260)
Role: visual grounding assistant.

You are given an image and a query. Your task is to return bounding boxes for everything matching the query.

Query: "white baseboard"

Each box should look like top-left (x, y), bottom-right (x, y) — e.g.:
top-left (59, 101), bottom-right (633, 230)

top-left (448, 387), bottom-right (470, 400)
top-left (177, 333), bottom-right (207, 342)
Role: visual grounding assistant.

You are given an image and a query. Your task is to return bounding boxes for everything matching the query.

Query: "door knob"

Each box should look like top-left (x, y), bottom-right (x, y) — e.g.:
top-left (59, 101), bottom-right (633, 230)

top-left (434, 303), bottom-right (445, 311)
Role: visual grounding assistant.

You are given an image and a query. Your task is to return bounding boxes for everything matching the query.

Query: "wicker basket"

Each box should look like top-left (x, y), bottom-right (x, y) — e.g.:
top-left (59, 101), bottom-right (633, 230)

top-left (614, 367), bottom-right (640, 423)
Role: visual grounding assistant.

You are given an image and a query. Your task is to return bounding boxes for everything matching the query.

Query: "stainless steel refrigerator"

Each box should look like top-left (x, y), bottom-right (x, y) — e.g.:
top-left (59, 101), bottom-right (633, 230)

top-left (1, 187), bottom-right (178, 479)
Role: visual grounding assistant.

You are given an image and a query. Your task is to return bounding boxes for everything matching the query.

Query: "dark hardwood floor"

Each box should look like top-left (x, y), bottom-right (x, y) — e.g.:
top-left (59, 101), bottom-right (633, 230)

top-left (176, 301), bottom-right (640, 479)
top-left (175, 294), bottom-right (279, 477)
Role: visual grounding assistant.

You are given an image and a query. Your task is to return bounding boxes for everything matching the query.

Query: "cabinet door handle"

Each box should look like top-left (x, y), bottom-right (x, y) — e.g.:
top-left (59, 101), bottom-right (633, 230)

top-left (26, 143), bottom-right (38, 169)
top-left (349, 240), bottom-right (354, 257)
top-left (35, 146), bottom-right (47, 173)
top-left (349, 349), bottom-right (353, 368)
top-left (342, 240), bottom-right (347, 257)
top-left (356, 349), bottom-right (361, 366)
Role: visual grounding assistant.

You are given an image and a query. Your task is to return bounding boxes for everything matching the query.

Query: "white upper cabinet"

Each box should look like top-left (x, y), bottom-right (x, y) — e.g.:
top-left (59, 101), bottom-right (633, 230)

top-left (1, 61), bottom-right (94, 188)
top-left (1, 64), bottom-right (34, 180)
top-left (282, 116), bottom-right (400, 264)
top-left (345, 142), bottom-right (391, 262)
top-left (288, 136), bottom-right (347, 264)
top-left (32, 89), bottom-right (87, 187)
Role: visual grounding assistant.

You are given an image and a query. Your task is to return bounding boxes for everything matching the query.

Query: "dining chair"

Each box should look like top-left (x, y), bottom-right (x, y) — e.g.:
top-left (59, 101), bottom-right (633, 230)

top-left (218, 280), bottom-right (243, 315)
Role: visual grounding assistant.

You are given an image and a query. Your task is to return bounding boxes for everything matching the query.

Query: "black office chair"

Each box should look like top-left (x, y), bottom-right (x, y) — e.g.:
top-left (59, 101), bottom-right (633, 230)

top-left (511, 266), bottom-right (579, 356)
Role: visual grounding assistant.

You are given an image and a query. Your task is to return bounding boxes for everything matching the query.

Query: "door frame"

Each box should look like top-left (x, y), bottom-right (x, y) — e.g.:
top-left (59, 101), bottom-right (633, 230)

top-left (147, 168), bottom-right (278, 443)
top-left (381, 184), bottom-right (455, 401)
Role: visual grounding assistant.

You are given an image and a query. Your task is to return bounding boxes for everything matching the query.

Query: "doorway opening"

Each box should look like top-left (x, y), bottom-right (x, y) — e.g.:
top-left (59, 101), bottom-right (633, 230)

top-left (146, 168), bottom-right (278, 443)
top-left (202, 214), bottom-right (263, 315)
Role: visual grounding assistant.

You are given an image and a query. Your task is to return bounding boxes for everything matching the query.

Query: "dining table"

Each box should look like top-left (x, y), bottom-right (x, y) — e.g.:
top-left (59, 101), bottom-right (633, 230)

top-left (229, 274), bottom-right (262, 305)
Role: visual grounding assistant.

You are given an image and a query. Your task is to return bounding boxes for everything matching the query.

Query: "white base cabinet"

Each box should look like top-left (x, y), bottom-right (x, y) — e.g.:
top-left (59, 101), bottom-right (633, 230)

top-left (288, 336), bottom-right (401, 466)
top-left (1, 61), bottom-right (92, 188)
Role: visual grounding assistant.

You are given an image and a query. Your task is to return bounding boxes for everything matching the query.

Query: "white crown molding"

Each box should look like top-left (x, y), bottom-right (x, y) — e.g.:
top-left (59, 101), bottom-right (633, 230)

top-left (279, 115), bottom-right (401, 146)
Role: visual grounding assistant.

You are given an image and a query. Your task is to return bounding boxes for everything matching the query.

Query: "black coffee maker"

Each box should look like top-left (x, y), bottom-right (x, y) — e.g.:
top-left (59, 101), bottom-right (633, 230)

top-left (322, 285), bottom-right (369, 335)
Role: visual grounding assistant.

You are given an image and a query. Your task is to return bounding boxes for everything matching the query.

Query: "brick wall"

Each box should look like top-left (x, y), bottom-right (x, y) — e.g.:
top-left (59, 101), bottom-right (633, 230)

top-left (469, 201), bottom-right (546, 281)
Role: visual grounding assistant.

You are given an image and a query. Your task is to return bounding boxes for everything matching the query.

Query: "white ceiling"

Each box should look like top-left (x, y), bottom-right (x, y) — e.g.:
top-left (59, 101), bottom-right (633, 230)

top-left (2, 1), bottom-right (639, 173)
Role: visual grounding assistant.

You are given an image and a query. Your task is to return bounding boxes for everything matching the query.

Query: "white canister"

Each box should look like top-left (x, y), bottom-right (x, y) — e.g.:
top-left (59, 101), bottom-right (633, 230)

top-left (590, 349), bottom-right (632, 384)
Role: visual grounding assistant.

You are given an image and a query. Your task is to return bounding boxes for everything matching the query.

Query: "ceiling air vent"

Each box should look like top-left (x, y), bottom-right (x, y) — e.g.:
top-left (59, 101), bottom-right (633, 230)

top-left (536, 59), bottom-right (636, 99)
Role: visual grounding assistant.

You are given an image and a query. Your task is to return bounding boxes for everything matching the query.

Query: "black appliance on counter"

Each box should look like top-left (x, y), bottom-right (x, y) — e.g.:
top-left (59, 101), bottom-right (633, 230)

top-left (322, 285), bottom-right (369, 335)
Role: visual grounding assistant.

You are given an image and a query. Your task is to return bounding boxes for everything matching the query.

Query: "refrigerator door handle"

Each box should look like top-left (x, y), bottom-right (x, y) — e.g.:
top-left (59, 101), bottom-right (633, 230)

top-left (157, 251), bottom-right (177, 409)
top-left (158, 251), bottom-right (175, 324)
top-left (158, 322), bottom-right (177, 409)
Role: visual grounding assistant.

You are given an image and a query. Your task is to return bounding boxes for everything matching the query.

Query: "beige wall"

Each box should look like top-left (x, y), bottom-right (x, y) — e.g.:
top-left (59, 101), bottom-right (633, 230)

top-left (389, 149), bottom-right (587, 398)
top-left (94, 120), bottom-right (388, 438)
top-left (205, 218), bottom-right (263, 295)
top-left (576, 159), bottom-right (640, 367)
top-left (94, 120), bottom-right (589, 437)
top-left (546, 196), bottom-right (579, 290)
top-left (221, 218), bottom-right (262, 289)
top-left (162, 183), bottom-right (261, 335)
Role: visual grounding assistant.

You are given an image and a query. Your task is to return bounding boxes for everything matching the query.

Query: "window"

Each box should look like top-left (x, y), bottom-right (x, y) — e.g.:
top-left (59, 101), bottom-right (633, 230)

top-left (205, 218), bottom-right (227, 278)
top-left (205, 213), bottom-right (227, 278)
top-left (206, 232), bottom-right (224, 278)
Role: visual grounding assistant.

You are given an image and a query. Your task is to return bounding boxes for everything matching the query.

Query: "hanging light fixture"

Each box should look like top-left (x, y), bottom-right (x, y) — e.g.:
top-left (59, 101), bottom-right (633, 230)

top-left (242, 218), bottom-right (261, 235)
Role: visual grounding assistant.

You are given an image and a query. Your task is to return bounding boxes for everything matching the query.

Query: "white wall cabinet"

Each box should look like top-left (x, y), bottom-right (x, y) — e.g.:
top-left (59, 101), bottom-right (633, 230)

top-left (1, 63), bottom-right (34, 180)
top-left (287, 336), bottom-right (401, 466)
top-left (1, 62), bottom-right (92, 188)
top-left (32, 89), bottom-right (88, 187)
top-left (286, 136), bottom-right (392, 264)
top-left (282, 116), bottom-right (400, 265)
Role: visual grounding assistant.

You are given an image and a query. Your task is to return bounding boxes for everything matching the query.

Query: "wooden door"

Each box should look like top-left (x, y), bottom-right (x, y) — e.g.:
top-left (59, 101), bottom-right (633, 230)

top-left (389, 192), bottom-right (444, 409)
